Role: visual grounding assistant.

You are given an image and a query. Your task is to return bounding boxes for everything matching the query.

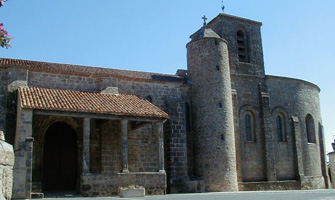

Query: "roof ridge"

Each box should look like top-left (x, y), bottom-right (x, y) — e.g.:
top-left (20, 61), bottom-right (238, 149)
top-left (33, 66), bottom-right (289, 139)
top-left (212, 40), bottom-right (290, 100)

top-left (18, 86), bottom-right (169, 119)
top-left (0, 58), bottom-right (185, 83)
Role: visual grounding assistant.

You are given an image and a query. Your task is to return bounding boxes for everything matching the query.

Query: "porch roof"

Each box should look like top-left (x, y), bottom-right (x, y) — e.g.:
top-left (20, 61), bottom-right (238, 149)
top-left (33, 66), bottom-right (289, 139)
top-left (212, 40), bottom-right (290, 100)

top-left (18, 87), bottom-right (169, 119)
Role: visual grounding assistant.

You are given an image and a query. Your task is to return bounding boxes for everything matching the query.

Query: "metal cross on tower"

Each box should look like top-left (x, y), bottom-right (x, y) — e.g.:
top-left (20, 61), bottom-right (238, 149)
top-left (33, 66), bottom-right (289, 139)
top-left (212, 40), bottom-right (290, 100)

top-left (221, 0), bottom-right (225, 13)
top-left (202, 15), bottom-right (208, 26)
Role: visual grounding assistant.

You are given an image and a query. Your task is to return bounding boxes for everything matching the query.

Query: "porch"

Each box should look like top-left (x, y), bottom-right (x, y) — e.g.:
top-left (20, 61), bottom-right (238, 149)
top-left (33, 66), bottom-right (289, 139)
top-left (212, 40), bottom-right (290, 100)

top-left (13, 87), bottom-right (168, 198)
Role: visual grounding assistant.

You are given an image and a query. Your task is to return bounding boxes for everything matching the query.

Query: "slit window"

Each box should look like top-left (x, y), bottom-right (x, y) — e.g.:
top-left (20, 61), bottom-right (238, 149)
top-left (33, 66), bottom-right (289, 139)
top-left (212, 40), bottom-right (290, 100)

top-left (306, 114), bottom-right (316, 143)
top-left (245, 113), bottom-right (254, 141)
top-left (146, 96), bottom-right (153, 103)
top-left (276, 115), bottom-right (286, 142)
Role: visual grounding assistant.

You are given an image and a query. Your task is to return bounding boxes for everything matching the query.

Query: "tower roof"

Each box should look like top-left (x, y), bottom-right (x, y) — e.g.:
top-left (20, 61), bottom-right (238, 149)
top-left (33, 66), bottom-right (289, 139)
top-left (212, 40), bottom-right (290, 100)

top-left (191, 26), bottom-right (221, 41)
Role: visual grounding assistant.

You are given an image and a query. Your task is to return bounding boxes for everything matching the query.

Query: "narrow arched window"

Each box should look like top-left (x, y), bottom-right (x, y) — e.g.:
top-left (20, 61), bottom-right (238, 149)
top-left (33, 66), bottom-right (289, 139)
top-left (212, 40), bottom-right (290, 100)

top-left (245, 114), bottom-right (253, 141)
top-left (146, 95), bottom-right (153, 103)
top-left (276, 115), bottom-right (286, 142)
top-left (237, 30), bottom-right (249, 63)
top-left (306, 114), bottom-right (316, 143)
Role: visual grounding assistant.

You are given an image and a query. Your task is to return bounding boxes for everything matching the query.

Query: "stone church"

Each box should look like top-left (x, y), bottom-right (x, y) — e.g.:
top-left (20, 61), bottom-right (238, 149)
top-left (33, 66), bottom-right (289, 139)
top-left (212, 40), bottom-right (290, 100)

top-left (0, 13), bottom-right (329, 198)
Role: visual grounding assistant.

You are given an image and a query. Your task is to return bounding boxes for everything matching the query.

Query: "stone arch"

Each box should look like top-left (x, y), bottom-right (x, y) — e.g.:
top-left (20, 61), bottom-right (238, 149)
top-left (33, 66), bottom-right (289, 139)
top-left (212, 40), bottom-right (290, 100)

top-left (305, 114), bottom-right (316, 143)
top-left (33, 116), bottom-right (80, 142)
top-left (239, 105), bottom-right (257, 142)
top-left (271, 107), bottom-right (289, 142)
top-left (32, 115), bottom-right (82, 193)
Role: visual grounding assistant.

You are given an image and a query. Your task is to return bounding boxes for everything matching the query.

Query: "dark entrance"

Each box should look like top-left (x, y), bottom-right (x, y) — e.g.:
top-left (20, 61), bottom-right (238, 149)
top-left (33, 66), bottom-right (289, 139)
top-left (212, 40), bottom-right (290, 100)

top-left (43, 122), bottom-right (77, 193)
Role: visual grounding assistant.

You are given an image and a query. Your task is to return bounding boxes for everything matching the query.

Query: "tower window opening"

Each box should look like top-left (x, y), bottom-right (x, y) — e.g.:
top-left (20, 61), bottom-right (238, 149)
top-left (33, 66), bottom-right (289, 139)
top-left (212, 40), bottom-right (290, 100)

top-left (216, 66), bottom-right (220, 71)
top-left (237, 30), bottom-right (249, 63)
top-left (218, 103), bottom-right (223, 109)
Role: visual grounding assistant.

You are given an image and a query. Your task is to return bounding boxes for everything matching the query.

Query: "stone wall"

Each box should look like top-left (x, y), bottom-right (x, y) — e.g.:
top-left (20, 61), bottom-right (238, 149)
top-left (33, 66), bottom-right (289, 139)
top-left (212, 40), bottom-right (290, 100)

top-left (27, 70), bottom-right (190, 185)
top-left (81, 172), bottom-right (166, 197)
top-left (128, 124), bottom-right (159, 172)
top-left (267, 76), bottom-right (323, 179)
top-left (232, 75), bottom-right (266, 182)
top-left (99, 120), bottom-right (160, 173)
top-left (239, 180), bottom-right (300, 191)
top-left (0, 69), bottom-right (7, 134)
top-left (28, 71), bottom-right (104, 92)
top-left (0, 131), bottom-right (14, 200)
top-left (100, 120), bottom-right (122, 173)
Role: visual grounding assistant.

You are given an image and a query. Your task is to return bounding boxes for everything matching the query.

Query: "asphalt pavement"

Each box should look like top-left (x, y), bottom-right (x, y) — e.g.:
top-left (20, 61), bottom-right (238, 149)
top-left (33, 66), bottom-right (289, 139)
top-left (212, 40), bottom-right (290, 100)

top-left (44, 189), bottom-right (335, 200)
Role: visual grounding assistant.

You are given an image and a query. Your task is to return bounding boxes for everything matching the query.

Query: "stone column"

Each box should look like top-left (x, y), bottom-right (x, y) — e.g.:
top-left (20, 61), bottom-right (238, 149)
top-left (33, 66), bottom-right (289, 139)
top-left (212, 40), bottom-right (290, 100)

top-left (121, 120), bottom-right (129, 173)
top-left (83, 118), bottom-right (90, 174)
top-left (155, 121), bottom-right (165, 173)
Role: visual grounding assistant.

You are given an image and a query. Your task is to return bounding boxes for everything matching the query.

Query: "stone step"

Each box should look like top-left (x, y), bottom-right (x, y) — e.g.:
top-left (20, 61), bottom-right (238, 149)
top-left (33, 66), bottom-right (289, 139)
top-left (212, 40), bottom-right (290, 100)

top-left (31, 192), bottom-right (44, 199)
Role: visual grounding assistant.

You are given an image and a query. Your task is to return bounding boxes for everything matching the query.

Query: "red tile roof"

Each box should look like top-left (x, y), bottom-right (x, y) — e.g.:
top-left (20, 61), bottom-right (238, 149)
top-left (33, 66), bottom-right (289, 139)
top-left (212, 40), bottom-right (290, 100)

top-left (18, 87), bottom-right (169, 119)
top-left (0, 58), bottom-right (184, 83)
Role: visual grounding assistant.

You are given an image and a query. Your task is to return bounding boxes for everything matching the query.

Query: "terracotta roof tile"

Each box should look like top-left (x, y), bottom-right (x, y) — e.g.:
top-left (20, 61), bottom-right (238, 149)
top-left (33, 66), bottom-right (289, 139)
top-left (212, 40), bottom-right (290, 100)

top-left (18, 87), bottom-right (169, 119)
top-left (0, 58), bottom-right (184, 83)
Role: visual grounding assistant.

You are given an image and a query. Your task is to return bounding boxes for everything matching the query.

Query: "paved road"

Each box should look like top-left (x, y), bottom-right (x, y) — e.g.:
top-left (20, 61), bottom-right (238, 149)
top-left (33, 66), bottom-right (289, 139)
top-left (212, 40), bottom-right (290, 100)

top-left (45, 190), bottom-right (335, 200)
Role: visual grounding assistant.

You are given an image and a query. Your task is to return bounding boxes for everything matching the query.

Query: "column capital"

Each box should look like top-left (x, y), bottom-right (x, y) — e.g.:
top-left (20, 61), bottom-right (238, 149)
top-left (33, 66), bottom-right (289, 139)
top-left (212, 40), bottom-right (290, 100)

top-left (121, 119), bottom-right (129, 125)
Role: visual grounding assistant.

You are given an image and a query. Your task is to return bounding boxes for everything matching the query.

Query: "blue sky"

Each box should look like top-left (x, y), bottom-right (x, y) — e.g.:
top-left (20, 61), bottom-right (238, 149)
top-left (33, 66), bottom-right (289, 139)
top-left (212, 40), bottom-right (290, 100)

top-left (1, 0), bottom-right (335, 152)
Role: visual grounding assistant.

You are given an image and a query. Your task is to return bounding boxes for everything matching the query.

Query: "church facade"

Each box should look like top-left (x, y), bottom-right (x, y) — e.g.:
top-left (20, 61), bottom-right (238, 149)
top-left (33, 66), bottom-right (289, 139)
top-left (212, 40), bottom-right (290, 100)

top-left (0, 13), bottom-right (329, 198)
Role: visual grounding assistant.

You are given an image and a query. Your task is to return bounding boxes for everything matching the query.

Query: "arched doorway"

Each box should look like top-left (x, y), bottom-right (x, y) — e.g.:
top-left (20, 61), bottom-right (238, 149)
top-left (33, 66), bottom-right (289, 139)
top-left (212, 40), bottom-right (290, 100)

top-left (42, 122), bottom-right (77, 193)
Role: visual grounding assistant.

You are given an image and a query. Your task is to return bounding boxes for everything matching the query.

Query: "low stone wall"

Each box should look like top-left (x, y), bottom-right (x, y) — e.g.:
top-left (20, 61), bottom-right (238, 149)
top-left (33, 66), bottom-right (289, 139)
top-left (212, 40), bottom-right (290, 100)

top-left (81, 172), bottom-right (166, 197)
top-left (0, 131), bottom-right (14, 200)
top-left (238, 181), bottom-right (300, 191)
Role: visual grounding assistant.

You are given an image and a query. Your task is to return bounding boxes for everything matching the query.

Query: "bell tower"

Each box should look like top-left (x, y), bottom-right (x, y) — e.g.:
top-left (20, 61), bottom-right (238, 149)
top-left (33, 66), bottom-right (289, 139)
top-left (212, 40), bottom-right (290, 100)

top-left (190, 13), bottom-right (265, 76)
